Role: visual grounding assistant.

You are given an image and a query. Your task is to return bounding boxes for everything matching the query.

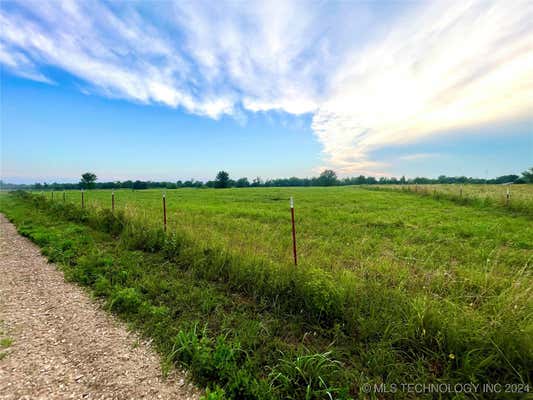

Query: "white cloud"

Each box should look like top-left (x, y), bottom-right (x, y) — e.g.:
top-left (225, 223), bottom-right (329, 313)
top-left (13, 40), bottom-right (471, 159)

top-left (1, 0), bottom-right (531, 174)
top-left (399, 153), bottom-right (440, 161)
top-left (312, 0), bottom-right (533, 174)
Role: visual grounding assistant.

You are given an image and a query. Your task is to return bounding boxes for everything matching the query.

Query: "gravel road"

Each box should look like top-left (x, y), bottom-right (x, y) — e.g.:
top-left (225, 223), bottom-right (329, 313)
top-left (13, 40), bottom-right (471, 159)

top-left (0, 214), bottom-right (201, 400)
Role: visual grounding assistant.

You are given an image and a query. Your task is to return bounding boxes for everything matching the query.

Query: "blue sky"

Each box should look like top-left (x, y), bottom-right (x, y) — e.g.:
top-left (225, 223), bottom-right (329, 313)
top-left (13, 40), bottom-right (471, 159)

top-left (1, 0), bottom-right (531, 183)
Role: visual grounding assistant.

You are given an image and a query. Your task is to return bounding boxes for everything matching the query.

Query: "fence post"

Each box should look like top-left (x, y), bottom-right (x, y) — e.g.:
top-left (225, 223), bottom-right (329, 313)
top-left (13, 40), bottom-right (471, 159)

top-left (163, 192), bottom-right (167, 232)
top-left (63, 191), bottom-right (66, 203)
top-left (112, 191), bottom-right (115, 212)
top-left (51, 191), bottom-right (54, 201)
top-left (506, 187), bottom-right (510, 207)
top-left (81, 189), bottom-right (85, 208)
top-left (460, 185), bottom-right (463, 198)
top-left (290, 196), bottom-right (297, 266)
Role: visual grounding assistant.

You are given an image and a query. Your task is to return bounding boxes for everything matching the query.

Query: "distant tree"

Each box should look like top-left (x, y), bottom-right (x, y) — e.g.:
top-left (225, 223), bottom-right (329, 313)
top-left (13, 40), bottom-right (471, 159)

top-left (80, 172), bottom-right (97, 189)
top-left (355, 175), bottom-right (366, 185)
top-left (214, 171), bottom-right (230, 188)
top-left (251, 177), bottom-right (263, 187)
top-left (521, 167), bottom-right (533, 183)
top-left (493, 174), bottom-right (520, 184)
top-left (132, 180), bottom-right (148, 190)
top-left (437, 175), bottom-right (448, 184)
top-left (236, 177), bottom-right (250, 187)
top-left (121, 180), bottom-right (133, 189)
top-left (318, 169), bottom-right (338, 186)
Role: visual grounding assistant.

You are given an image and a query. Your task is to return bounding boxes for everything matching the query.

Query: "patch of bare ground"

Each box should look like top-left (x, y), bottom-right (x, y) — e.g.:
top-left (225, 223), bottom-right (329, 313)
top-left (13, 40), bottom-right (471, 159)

top-left (0, 214), bottom-right (201, 400)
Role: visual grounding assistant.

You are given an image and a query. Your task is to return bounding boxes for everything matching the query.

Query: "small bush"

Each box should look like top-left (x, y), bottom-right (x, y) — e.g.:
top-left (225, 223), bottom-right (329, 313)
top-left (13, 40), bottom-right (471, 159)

top-left (109, 287), bottom-right (143, 314)
top-left (94, 276), bottom-right (112, 297)
top-left (95, 208), bottom-right (126, 236)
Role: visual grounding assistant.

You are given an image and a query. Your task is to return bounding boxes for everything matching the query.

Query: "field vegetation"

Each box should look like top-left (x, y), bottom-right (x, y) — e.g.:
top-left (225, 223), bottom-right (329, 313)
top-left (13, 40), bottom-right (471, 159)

top-left (0, 185), bottom-right (531, 399)
top-left (370, 184), bottom-right (533, 215)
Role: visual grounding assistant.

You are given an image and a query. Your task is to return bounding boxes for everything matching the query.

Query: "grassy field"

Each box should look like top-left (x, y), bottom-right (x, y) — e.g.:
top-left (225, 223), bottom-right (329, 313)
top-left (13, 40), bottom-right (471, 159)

top-left (52, 185), bottom-right (533, 272)
top-left (370, 184), bottom-right (533, 215)
top-left (2, 186), bottom-right (532, 399)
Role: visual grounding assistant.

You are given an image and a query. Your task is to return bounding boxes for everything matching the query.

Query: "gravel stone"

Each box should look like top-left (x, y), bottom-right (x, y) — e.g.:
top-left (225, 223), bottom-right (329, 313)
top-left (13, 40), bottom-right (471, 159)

top-left (0, 214), bottom-right (201, 400)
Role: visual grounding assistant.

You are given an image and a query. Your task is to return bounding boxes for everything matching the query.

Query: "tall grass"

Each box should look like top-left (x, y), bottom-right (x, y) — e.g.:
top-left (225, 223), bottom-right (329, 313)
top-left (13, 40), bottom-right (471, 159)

top-left (8, 191), bottom-right (532, 386)
top-left (368, 184), bottom-right (533, 216)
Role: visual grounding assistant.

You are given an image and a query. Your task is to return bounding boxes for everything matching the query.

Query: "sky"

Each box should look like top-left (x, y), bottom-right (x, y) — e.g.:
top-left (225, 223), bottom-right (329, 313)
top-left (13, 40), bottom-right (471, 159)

top-left (0, 0), bottom-right (532, 184)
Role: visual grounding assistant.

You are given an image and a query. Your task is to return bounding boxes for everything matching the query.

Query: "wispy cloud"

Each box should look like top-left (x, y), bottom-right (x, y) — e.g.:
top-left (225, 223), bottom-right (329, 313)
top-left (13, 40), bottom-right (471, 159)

top-left (1, 0), bottom-right (531, 174)
top-left (312, 1), bottom-right (533, 173)
top-left (399, 153), bottom-right (441, 161)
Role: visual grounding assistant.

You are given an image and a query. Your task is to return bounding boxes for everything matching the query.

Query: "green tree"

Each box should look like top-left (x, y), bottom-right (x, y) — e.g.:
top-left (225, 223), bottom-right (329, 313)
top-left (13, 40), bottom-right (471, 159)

top-left (318, 169), bottom-right (338, 186)
top-left (236, 177), bottom-right (250, 187)
top-left (251, 177), bottom-right (263, 187)
top-left (80, 172), bottom-right (97, 189)
top-left (214, 171), bottom-right (230, 188)
top-left (521, 167), bottom-right (533, 183)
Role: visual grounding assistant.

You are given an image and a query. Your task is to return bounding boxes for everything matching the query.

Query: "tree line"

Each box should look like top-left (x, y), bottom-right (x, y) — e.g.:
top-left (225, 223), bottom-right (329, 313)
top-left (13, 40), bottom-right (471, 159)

top-left (1, 168), bottom-right (532, 190)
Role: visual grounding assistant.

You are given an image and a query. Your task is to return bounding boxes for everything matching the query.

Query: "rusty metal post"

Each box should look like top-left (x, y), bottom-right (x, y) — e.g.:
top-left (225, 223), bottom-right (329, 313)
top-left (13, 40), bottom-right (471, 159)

top-left (506, 187), bottom-right (510, 207)
top-left (163, 193), bottom-right (167, 232)
top-left (290, 196), bottom-right (297, 266)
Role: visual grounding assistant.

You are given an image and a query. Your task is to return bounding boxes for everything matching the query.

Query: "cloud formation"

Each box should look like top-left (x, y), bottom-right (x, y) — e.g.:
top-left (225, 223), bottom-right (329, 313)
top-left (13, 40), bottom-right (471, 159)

top-left (1, 0), bottom-right (531, 174)
top-left (312, 1), bottom-right (533, 173)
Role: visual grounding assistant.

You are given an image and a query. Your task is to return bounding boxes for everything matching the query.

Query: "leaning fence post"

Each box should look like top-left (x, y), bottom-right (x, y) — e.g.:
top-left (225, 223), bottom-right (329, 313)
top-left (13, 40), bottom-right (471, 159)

top-left (290, 196), bottom-right (297, 266)
top-left (81, 189), bottom-right (85, 208)
top-left (112, 191), bottom-right (115, 212)
top-left (162, 192), bottom-right (167, 232)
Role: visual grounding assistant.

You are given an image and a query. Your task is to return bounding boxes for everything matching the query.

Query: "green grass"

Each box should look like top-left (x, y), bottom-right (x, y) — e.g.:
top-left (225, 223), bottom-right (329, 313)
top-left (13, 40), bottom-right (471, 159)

top-left (370, 184), bottom-right (533, 216)
top-left (0, 329), bottom-right (13, 361)
top-left (1, 188), bottom-right (531, 399)
top-left (45, 186), bottom-right (533, 272)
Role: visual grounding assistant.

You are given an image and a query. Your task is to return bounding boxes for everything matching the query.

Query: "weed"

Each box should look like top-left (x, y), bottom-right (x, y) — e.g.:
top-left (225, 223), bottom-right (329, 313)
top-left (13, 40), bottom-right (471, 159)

top-left (269, 350), bottom-right (343, 400)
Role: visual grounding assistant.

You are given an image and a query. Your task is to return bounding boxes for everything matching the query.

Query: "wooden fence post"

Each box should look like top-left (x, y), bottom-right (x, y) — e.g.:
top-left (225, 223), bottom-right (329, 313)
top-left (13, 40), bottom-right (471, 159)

top-left (81, 189), bottom-right (85, 208)
top-left (112, 191), bottom-right (115, 212)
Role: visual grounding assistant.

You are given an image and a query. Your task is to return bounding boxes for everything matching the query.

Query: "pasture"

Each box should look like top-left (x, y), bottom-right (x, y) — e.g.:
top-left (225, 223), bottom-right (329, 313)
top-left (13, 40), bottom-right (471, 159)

top-left (59, 185), bottom-right (531, 277)
top-left (2, 185), bottom-right (532, 399)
